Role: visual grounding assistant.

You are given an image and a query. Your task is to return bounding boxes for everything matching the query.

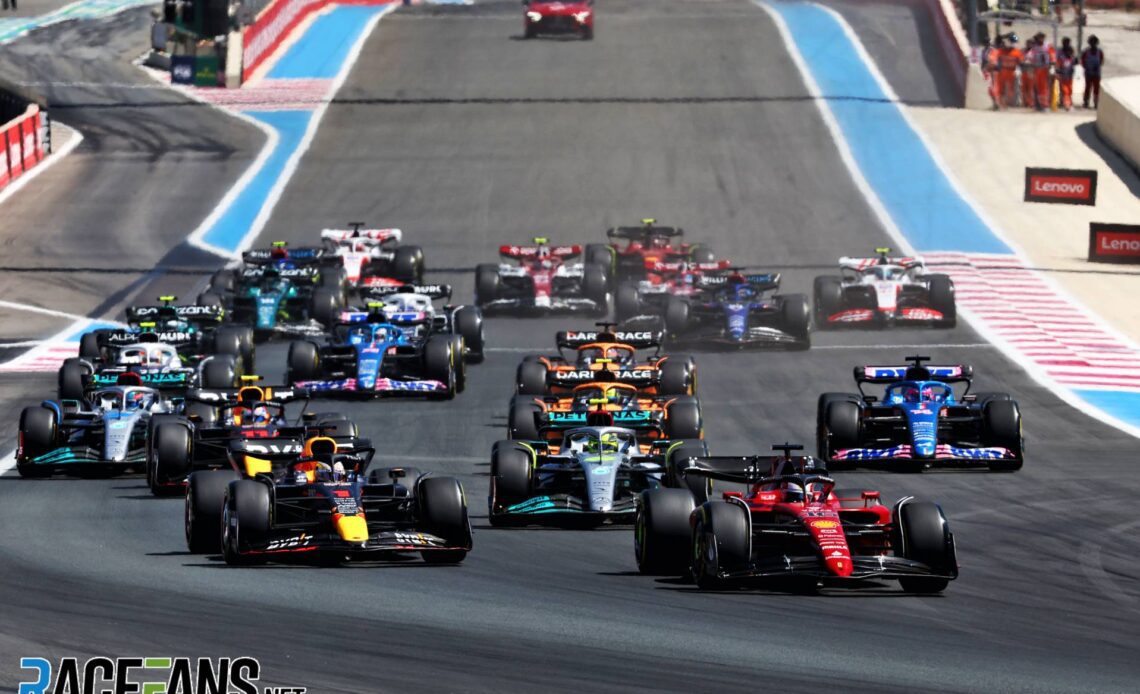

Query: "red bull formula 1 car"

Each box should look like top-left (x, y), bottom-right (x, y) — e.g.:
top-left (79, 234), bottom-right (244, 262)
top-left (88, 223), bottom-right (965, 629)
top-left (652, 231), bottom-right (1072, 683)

top-left (635, 444), bottom-right (959, 593)
top-left (813, 248), bottom-right (956, 328)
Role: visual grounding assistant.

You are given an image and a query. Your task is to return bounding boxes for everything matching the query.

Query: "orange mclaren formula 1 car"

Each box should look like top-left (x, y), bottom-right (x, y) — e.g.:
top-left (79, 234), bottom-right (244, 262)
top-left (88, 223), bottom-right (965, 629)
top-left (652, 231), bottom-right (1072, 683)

top-left (507, 379), bottom-right (702, 450)
top-left (515, 324), bottom-right (696, 397)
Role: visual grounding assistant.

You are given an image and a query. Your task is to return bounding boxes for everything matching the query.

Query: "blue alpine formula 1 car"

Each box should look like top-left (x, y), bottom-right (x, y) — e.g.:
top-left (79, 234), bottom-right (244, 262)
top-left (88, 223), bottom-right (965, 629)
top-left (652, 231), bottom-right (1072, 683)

top-left (817, 356), bottom-right (1023, 471)
top-left (660, 272), bottom-right (810, 349)
top-left (286, 311), bottom-right (464, 399)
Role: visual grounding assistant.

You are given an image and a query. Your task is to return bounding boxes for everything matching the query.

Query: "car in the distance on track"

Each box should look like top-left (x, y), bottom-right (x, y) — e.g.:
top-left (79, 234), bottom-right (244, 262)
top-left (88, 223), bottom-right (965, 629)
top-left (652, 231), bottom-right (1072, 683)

top-left (475, 237), bottom-right (610, 316)
top-left (814, 248), bottom-right (956, 328)
top-left (356, 283), bottom-right (485, 363)
top-left (515, 324), bottom-right (696, 397)
top-left (58, 339), bottom-right (239, 403)
top-left (523, 0), bottom-right (593, 40)
top-left (320, 223), bottom-right (424, 287)
top-left (659, 271), bottom-right (811, 349)
top-left (187, 435), bottom-right (471, 565)
top-left (614, 257), bottom-right (733, 321)
top-left (17, 380), bottom-right (177, 478)
top-left (817, 356), bottom-right (1023, 471)
top-left (635, 444), bottom-right (959, 594)
top-left (589, 219), bottom-right (714, 284)
top-left (489, 420), bottom-right (707, 526)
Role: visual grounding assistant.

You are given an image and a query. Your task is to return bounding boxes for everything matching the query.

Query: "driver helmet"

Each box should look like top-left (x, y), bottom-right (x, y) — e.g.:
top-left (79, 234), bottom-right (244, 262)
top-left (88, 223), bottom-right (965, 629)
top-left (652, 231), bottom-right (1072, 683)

top-left (782, 482), bottom-right (805, 503)
top-left (921, 386), bottom-right (935, 402)
top-left (250, 405), bottom-right (271, 425)
top-left (128, 390), bottom-right (150, 409)
top-left (584, 432), bottom-right (620, 454)
top-left (904, 386), bottom-right (920, 403)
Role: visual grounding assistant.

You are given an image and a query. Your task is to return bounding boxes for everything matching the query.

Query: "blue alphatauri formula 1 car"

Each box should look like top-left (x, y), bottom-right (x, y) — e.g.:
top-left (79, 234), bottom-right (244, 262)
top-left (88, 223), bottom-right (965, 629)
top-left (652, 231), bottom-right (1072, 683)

top-left (817, 356), bottom-right (1023, 472)
top-left (286, 310), bottom-right (464, 399)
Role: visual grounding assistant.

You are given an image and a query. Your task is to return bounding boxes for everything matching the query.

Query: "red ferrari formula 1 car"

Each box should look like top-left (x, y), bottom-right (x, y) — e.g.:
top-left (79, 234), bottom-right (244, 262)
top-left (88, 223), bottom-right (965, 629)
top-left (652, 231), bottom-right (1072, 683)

top-left (476, 237), bottom-right (610, 315)
top-left (588, 219), bottom-right (715, 284)
top-left (615, 258), bottom-right (732, 321)
top-left (635, 444), bottom-right (958, 593)
top-left (523, 0), bottom-right (593, 40)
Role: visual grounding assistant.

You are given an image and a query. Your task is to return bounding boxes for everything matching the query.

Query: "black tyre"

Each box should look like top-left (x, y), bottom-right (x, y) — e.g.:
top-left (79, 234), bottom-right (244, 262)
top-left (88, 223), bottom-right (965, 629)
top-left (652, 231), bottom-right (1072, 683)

top-left (475, 264), bottom-right (501, 306)
top-left (982, 400), bottom-right (1023, 471)
top-left (209, 269), bottom-right (235, 294)
top-left (287, 341), bottom-right (321, 384)
top-left (636, 488), bottom-right (696, 575)
top-left (974, 392), bottom-right (1012, 407)
top-left (692, 501), bottom-right (750, 589)
top-left (17, 406), bottom-right (57, 478)
top-left (151, 423), bottom-right (192, 496)
top-left (320, 265), bottom-right (348, 291)
top-left (516, 359), bottom-right (548, 395)
top-left (309, 287), bottom-right (342, 328)
top-left (185, 401), bottom-right (218, 427)
top-left (508, 397), bottom-right (541, 441)
top-left (197, 291), bottom-right (224, 311)
top-left (583, 262), bottom-right (609, 309)
top-left (449, 334), bottom-right (468, 393)
top-left (79, 332), bottom-right (102, 361)
top-left (58, 358), bottom-right (90, 402)
top-left (665, 396), bottom-right (703, 440)
top-left (614, 282), bottom-right (641, 321)
top-left (392, 245), bottom-right (425, 283)
top-left (779, 293), bottom-right (811, 347)
top-left (201, 355), bottom-right (238, 390)
top-left (689, 245), bottom-right (715, 263)
top-left (419, 476), bottom-right (471, 563)
top-left (813, 275), bottom-right (844, 326)
top-left (894, 500), bottom-right (955, 593)
top-left (817, 393), bottom-right (860, 465)
top-left (586, 244), bottom-right (614, 275)
top-left (658, 355), bottom-right (695, 396)
top-left (454, 306), bottom-right (485, 364)
top-left (211, 327), bottom-right (245, 368)
top-left (665, 296), bottom-right (690, 336)
top-left (581, 25), bottom-right (593, 40)
top-left (667, 439), bottom-right (710, 504)
top-left (185, 470), bottom-right (240, 554)
top-left (222, 479), bottom-right (271, 565)
top-left (524, 23), bottom-right (536, 39)
top-left (490, 442), bottom-right (533, 526)
top-left (824, 400), bottom-right (862, 461)
top-left (927, 274), bottom-right (956, 328)
top-left (424, 335), bottom-right (456, 399)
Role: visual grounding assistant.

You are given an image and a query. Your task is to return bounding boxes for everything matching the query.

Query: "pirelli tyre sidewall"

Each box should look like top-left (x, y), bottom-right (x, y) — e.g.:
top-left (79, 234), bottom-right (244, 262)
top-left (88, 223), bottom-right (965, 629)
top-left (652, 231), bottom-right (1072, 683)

top-left (635, 487), bottom-right (696, 576)
top-left (58, 358), bottom-right (91, 402)
top-left (424, 334), bottom-right (457, 399)
top-left (453, 306), bottom-right (485, 363)
top-left (665, 396), bottom-right (703, 440)
top-left (490, 441), bottom-right (534, 513)
top-left (892, 499), bottom-right (955, 593)
top-left (475, 264), bottom-right (501, 307)
top-left (813, 275), bottom-right (844, 326)
top-left (17, 406), bottom-right (57, 476)
top-left (151, 422), bottom-right (192, 494)
top-left (507, 396), bottom-right (541, 441)
top-left (658, 355), bottom-right (695, 396)
top-left (418, 476), bottom-right (472, 563)
top-left (516, 359), bottom-right (548, 396)
top-left (287, 340), bottom-right (321, 384)
top-left (186, 470), bottom-right (240, 554)
top-left (222, 479), bottom-right (271, 565)
top-left (692, 501), bottom-right (750, 589)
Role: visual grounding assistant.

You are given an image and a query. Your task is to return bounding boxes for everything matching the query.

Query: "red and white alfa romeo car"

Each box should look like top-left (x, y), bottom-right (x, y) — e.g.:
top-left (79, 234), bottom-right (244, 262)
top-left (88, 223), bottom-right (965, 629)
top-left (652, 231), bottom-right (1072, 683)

top-left (523, 0), bottom-right (594, 40)
top-left (812, 248), bottom-right (956, 328)
top-left (475, 237), bottom-right (610, 315)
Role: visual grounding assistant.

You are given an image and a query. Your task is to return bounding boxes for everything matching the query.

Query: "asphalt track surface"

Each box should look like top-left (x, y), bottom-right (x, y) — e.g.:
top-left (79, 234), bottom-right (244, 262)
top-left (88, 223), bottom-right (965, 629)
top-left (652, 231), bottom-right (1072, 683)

top-left (1, 1), bottom-right (1138, 692)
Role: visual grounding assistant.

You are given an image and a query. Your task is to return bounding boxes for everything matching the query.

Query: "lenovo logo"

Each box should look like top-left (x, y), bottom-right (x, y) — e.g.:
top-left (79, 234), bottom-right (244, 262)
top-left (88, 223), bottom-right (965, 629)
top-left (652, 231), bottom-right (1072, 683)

top-left (1024, 167), bottom-right (1097, 205)
top-left (1089, 224), bottom-right (1140, 264)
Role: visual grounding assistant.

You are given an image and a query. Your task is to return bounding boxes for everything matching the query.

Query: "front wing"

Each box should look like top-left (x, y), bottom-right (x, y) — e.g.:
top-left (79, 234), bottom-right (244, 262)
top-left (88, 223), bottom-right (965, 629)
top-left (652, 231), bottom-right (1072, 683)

top-left (491, 494), bottom-right (637, 521)
top-left (715, 554), bottom-right (957, 583)
top-left (22, 445), bottom-right (146, 469)
top-left (833, 444), bottom-right (1017, 465)
top-left (294, 377), bottom-right (449, 395)
top-left (238, 528), bottom-right (467, 558)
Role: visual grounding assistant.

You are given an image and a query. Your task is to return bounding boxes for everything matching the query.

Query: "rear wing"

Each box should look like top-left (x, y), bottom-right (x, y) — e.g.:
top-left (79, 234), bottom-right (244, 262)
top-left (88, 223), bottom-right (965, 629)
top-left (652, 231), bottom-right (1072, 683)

top-left (238, 265), bottom-right (319, 281)
top-left (89, 368), bottom-right (193, 389)
top-left (320, 227), bottom-right (402, 244)
top-left (97, 329), bottom-right (198, 347)
top-left (357, 283), bottom-right (452, 301)
top-left (694, 272), bottom-right (780, 292)
top-left (500, 244), bottom-right (582, 259)
top-left (242, 247), bottom-right (326, 265)
top-left (681, 455), bottom-right (836, 487)
top-left (647, 259), bottom-right (731, 273)
top-left (539, 409), bottom-right (663, 431)
top-left (855, 364), bottom-right (973, 384)
top-left (126, 304), bottom-right (223, 325)
top-left (186, 387), bottom-right (310, 405)
top-left (606, 225), bottom-right (683, 241)
top-left (546, 368), bottom-right (659, 389)
top-left (839, 256), bottom-right (924, 272)
top-left (555, 329), bottom-right (662, 350)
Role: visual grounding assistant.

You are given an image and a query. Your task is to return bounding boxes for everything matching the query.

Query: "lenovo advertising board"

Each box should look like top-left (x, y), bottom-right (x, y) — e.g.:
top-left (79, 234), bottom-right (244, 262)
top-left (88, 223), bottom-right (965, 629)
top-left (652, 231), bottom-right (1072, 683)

top-left (1089, 223), bottom-right (1140, 264)
top-left (1024, 168), bottom-right (1097, 206)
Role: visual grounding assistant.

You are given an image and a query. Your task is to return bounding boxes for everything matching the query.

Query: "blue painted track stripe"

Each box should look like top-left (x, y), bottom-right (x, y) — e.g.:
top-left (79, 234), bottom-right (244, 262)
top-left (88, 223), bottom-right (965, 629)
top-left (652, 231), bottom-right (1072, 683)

top-left (269, 5), bottom-right (386, 80)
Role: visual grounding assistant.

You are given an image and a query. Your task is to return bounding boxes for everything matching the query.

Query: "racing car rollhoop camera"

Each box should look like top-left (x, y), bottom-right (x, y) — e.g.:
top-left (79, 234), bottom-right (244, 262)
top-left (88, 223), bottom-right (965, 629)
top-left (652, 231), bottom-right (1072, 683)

top-left (817, 356), bottom-right (1023, 471)
top-left (814, 248), bottom-right (956, 328)
top-left (475, 237), bottom-right (610, 316)
top-left (635, 444), bottom-right (959, 593)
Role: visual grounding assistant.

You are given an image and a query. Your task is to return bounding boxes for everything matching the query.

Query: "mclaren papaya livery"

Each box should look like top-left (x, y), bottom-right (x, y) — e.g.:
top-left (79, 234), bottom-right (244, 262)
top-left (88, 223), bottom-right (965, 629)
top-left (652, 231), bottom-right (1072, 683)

top-left (635, 445), bottom-right (959, 593)
top-left (817, 356), bottom-right (1023, 471)
top-left (320, 223), bottom-right (425, 286)
top-left (476, 238), bottom-right (610, 316)
top-left (814, 249), bottom-right (956, 328)
top-left (184, 436), bottom-right (471, 565)
top-left (515, 325), bottom-right (696, 397)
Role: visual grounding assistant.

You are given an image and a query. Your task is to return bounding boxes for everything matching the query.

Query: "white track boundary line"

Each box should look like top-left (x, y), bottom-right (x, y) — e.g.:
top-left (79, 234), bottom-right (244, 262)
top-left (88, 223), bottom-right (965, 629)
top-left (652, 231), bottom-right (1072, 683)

top-left (758, 1), bottom-right (1140, 440)
top-left (0, 123), bottom-right (83, 206)
top-left (485, 343), bottom-right (994, 353)
top-left (0, 299), bottom-right (101, 322)
top-left (0, 449), bottom-right (14, 475)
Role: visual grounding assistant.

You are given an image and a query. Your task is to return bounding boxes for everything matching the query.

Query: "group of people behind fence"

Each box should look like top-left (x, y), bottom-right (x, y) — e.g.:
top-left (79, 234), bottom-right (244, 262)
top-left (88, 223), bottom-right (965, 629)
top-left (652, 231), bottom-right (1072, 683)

top-left (983, 32), bottom-right (1105, 112)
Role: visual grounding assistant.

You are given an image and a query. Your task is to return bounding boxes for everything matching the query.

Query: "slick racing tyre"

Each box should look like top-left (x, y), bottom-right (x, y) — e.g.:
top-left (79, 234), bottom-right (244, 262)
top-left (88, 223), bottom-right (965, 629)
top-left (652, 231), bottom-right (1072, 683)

top-left (516, 359), bottom-right (548, 396)
top-left (419, 476), bottom-right (471, 563)
top-left (449, 334), bottom-right (468, 393)
top-left (151, 422), bottom-right (192, 497)
top-left (58, 358), bottom-right (91, 402)
top-left (222, 480), bottom-right (271, 566)
top-left (475, 264), bottom-right (501, 307)
top-left (614, 282), bottom-right (641, 322)
top-left (692, 501), bottom-right (750, 590)
top-left (197, 291), bottom-right (225, 311)
top-left (665, 396), bottom-right (703, 440)
top-left (186, 470), bottom-right (240, 554)
top-left (287, 341), bottom-right (321, 384)
top-left (779, 294), bottom-right (812, 348)
top-left (490, 442), bottom-right (532, 526)
top-left (79, 331), bottom-right (103, 361)
top-left (424, 334), bottom-right (457, 400)
top-left (309, 287), bottom-right (342, 328)
top-left (893, 499), bottom-right (955, 593)
top-left (689, 245), bottom-right (715, 263)
top-left (665, 296), bottom-right (690, 336)
top-left (813, 275), bottom-right (844, 327)
top-left (201, 355), bottom-right (239, 390)
top-left (585, 244), bottom-right (615, 276)
top-left (667, 439), bottom-right (710, 505)
top-left (454, 306), bottom-right (485, 364)
top-left (185, 400), bottom-right (218, 427)
top-left (982, 400), bottom-right (1023, 471)
top-left (583, 262), bottom-right (610, 313)
top-left (17, 406), bottom-right (57, 478)
top-left (636, 488), bottom-right (697, 576)
top-left (393, 245), bottom-right (425, 284)
top-left (823, 400), bottom-right (862, 463)
top-left (927, 274), bottom-right (957, 328)
top-left (209, 269), bottom-right (235, 294)
top-left (507, 396), bottom-right (541, 441)
top-left (212, 326), bottom-right (252, 374)
top-left (658, 355), bottom-right (696, 396)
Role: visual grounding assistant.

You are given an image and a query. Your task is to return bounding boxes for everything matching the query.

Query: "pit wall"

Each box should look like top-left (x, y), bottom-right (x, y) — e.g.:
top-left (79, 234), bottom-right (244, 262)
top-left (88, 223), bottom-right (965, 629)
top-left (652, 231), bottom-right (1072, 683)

top-left (1097, 75), bottom-right (1140, 173)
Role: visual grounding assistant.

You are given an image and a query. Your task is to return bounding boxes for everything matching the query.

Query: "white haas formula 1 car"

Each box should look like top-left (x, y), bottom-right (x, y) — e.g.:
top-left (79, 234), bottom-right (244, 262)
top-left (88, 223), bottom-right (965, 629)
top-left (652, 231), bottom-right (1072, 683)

top-left (813, 248), bottom-right (956, 328)
top-left (320, 223), bottom-right (424, 287)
